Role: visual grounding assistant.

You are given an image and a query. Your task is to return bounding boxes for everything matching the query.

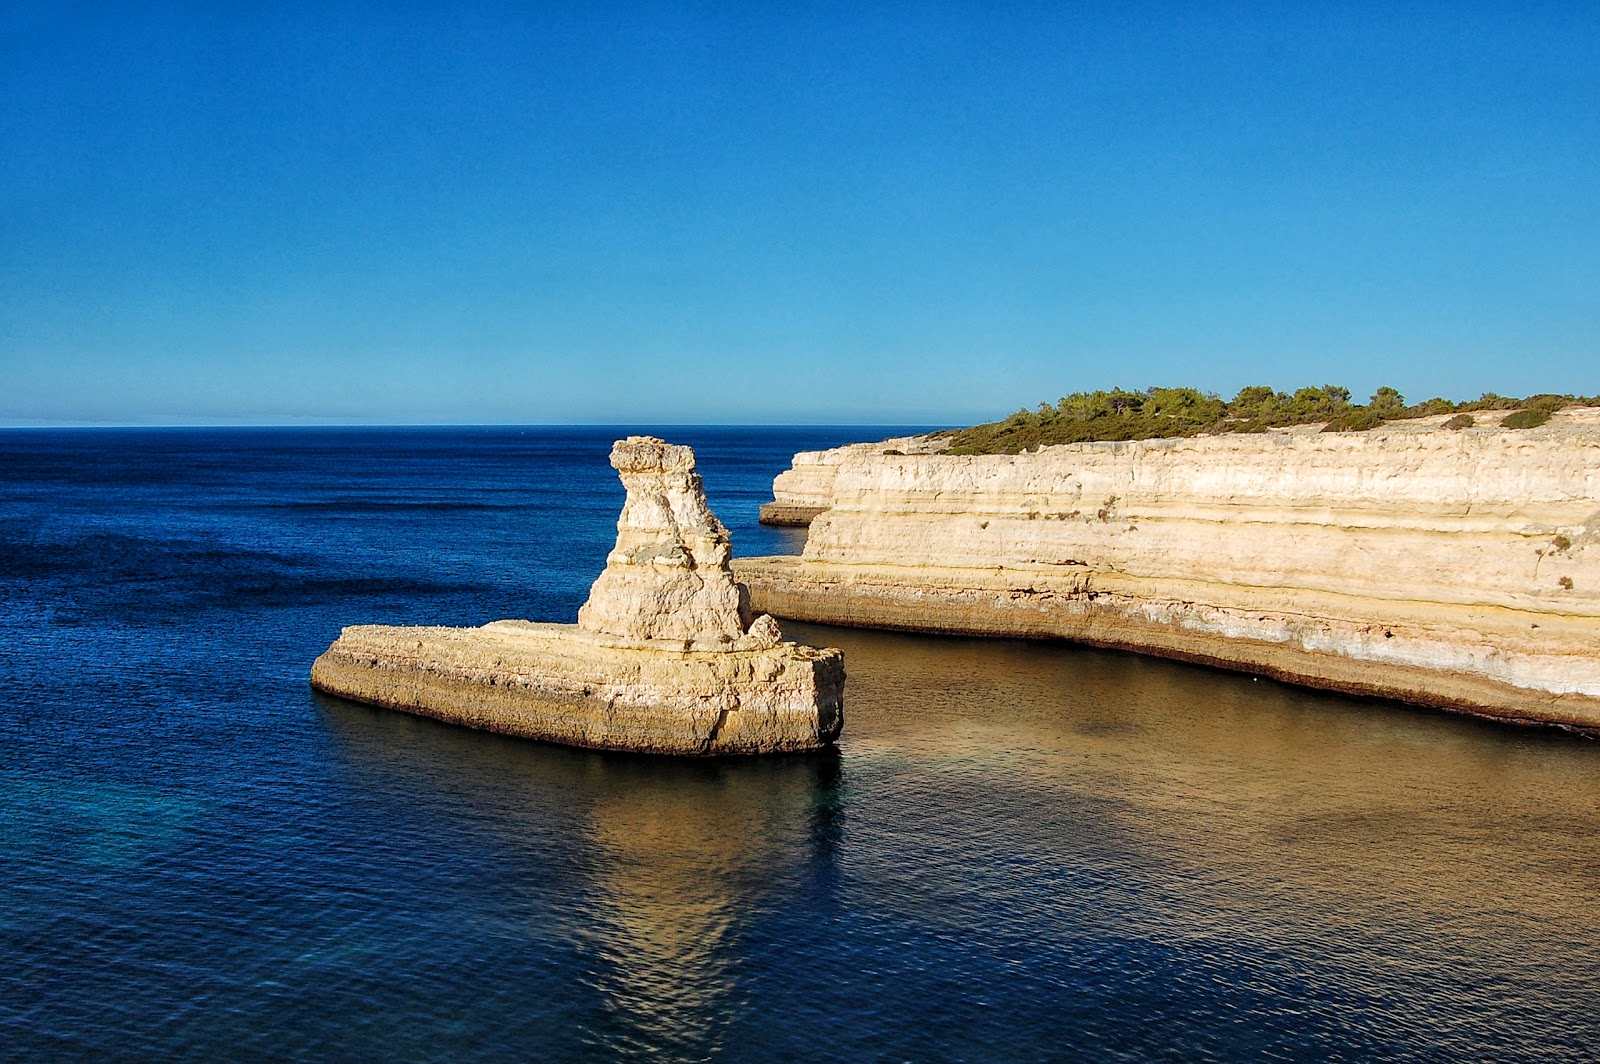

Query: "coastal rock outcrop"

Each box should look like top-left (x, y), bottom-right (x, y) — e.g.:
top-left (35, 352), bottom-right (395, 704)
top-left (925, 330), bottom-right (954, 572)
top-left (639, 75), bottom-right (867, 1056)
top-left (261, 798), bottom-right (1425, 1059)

top-left (736, 411), bottom-right (1600, 732)
top-left (758, 435), bottom-right (947, 525)
top-left (312, 437), bottom-right (844, 755)
top-left (578, 436), bottom-right (763, 647)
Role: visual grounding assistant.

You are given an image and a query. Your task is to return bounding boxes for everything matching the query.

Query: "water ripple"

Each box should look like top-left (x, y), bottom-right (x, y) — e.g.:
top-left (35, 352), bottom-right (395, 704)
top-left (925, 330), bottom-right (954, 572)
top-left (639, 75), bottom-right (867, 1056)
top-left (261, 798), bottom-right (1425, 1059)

top-left (2, 428), bottom-right (1598, 1062)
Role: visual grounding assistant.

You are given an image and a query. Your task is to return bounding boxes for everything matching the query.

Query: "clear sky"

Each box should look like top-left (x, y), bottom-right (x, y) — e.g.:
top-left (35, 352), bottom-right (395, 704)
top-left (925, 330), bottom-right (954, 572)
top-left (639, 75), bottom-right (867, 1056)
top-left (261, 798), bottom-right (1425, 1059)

top-left (2, 2), bottom-right (1596, 426)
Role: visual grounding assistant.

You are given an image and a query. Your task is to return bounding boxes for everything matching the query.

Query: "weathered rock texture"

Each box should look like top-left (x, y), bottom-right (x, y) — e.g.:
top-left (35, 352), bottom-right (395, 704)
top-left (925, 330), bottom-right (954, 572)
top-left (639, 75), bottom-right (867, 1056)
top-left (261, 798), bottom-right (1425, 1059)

top-left (578, 436), bottom-right (760, 647)
top-left (736, 411), bottom-right (1600, 732)
top-left (310, 621), bottom-right (842, 754)
top-left (313, 437), bottom-right (844, 755)
top-left (758, 435), bottom-right (947, 525)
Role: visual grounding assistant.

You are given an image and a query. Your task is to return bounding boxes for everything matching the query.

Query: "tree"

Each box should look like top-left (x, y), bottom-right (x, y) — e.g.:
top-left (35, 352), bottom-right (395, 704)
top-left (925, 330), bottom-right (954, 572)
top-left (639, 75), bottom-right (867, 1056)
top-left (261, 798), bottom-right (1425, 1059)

top-left (1369, 386), bottom-right (1405, 414)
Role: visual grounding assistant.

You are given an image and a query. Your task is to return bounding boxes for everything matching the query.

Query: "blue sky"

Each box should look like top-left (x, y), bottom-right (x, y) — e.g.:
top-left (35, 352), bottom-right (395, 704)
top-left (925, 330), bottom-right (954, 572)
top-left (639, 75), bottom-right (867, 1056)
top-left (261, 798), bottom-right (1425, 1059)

top-left (2, 2), bottom-right (1596, 425)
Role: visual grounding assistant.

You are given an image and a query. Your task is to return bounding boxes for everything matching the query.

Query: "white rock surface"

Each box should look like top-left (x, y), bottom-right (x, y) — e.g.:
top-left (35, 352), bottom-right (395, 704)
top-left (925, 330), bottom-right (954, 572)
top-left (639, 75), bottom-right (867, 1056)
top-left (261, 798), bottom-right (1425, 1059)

top-left (578, 436), bottom-right (767, 647)
top-left (737, 411), bottom-right (1600, 731)
top-left (764, 435), bottom-right (948, 520)
top-left (314, 437), bottom-right (841, 755)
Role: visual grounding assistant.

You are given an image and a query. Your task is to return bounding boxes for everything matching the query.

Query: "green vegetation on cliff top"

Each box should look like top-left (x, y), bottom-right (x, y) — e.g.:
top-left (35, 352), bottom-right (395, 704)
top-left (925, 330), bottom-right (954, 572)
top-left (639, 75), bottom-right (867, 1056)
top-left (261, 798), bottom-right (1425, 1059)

top-left (942, 387), bottom-right (1597, 455)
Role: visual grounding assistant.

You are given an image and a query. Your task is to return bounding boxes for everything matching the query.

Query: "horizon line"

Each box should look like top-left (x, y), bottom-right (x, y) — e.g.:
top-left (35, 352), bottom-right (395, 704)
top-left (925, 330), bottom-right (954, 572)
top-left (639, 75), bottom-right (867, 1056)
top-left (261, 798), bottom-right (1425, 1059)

top-left (0, 419), bottom-right (958, 431)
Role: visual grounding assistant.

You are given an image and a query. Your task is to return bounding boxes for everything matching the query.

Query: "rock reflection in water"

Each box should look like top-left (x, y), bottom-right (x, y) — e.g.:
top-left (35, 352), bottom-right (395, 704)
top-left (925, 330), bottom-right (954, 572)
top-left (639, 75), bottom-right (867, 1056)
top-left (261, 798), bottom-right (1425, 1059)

top-left (574, 756), bottom-right (837, 1055)
top-left (789, 621), bottom-right (1600, 1058)
top-left (312, 618), bottom-right (1600, 1062)
top-left (317, 697), bottom-right (840, 1059)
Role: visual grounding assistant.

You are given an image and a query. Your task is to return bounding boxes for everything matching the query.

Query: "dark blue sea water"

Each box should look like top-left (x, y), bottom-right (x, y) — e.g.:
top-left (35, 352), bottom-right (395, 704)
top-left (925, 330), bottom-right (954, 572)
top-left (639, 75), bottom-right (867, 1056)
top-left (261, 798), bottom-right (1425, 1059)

top-left (4, 426), bottom-right (1600, 1063)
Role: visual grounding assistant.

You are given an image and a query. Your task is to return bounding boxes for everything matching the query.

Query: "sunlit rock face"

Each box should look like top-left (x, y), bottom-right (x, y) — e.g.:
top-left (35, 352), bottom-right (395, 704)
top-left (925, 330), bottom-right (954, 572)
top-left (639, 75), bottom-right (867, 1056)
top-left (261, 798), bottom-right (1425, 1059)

top-left (311, 437), bottom-right (841, 755)
top-left (737, 411), bottom-right (1600, 733)
top-left (758, 435), bottom-right (947, 526)
top-left (579, 436), bottom-right (763, 647)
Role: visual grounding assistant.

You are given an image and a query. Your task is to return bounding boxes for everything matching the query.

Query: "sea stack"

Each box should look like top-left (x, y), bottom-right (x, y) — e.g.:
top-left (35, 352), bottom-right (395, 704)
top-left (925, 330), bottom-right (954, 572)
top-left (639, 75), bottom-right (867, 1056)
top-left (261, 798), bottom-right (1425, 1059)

top-left (311, 437), bottom-right (844, 755)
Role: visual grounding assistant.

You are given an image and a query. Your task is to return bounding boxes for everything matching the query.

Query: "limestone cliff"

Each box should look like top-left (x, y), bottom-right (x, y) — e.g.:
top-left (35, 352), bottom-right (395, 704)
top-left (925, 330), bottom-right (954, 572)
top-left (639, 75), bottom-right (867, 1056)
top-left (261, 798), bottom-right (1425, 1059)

top-left (736, 411), bottom-right (1600, 732)
top-left (758, 435), bottom-right (947, 525)
top-left (314, 437), bottom-right (843, 755)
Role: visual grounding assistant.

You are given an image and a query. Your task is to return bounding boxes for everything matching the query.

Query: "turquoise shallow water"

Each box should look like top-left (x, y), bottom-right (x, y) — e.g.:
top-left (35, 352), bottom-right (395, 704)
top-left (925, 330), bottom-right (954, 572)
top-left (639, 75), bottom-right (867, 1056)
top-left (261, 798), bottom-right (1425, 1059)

top-left (3, 427), bottom-right (1599, 1062)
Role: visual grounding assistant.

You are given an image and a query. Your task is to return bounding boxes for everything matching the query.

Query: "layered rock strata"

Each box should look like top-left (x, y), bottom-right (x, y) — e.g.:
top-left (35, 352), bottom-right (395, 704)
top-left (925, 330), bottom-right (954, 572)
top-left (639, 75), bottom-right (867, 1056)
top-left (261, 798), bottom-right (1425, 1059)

top-left (758, 435), bottom-right (947, 525)
top-left (736, 412), bottom-right (1600, 732)
top-left (313, 437), bottom-right (844, 755)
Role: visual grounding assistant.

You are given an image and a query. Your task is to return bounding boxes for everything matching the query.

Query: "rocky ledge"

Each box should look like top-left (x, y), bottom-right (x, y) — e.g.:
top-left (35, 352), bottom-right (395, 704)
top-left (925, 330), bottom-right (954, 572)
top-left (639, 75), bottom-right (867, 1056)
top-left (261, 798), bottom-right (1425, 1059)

top-left (757, 435), bottom-right (948, 525)
top-left (312, 437), bottom-right (844, 755)
top-left (736, 411), bottom-right (1600, 733)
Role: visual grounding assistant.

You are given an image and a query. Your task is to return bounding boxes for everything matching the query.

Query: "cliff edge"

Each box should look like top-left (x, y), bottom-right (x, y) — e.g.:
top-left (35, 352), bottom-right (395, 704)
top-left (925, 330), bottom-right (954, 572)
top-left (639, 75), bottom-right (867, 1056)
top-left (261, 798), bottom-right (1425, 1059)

top-left (758, 434), bottom-right (948, 525)
top-left (735, 411), bottom-right (1600, 732)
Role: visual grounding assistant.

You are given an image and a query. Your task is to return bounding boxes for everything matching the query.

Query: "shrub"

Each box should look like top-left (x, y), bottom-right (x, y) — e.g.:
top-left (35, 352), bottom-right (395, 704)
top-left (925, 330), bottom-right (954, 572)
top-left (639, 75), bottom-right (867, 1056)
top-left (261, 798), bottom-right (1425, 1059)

top-left (1288, 385), bottom-right (1354, 419)
top-left (1231, 385), bottom-right (1277, 408)
top-left (1460, 392), bottom-right (1521, 412)
top-left (1501, 408), bottom-right (1551, 429)
top-left (1105, 389), bottom-right (1147, 415)
top-left (943, 384), bottom-right (1576, 454)
top-left (1411, 397), bottom-right (1457, 416)
top-left (1369, 386), bottom-right (1406, 414)
top-left (1145, 386), bottom-right (1226, 424)
top-left (1552, 535), bottom-right (1572, 552)
top-left (1321, 408), bottom-right (1385, 432)
top-left (1057, 391), bottom-right (1114, 421)
top-left (1559, 576), bottom-right (1574, 590)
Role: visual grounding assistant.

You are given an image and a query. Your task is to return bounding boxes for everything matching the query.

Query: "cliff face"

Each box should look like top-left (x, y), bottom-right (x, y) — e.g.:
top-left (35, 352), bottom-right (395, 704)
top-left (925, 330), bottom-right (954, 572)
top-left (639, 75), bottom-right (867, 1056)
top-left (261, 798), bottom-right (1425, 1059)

top-left (758, 435), bottom-right (946, 525)
top-left (735, 413), bottom-right (1600, 731)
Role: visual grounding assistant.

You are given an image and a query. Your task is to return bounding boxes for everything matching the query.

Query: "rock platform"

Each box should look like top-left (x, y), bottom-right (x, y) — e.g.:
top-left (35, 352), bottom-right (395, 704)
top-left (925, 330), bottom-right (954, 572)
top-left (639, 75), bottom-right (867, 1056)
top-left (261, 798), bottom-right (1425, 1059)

top-left (312, 437), bottom-right (844, 755)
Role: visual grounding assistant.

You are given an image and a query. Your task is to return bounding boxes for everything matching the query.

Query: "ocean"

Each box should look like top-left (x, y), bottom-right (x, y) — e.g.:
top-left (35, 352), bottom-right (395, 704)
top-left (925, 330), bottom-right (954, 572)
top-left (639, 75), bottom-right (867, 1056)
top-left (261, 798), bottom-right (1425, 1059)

top-left (3, 426), bottom-right (1599, 1062)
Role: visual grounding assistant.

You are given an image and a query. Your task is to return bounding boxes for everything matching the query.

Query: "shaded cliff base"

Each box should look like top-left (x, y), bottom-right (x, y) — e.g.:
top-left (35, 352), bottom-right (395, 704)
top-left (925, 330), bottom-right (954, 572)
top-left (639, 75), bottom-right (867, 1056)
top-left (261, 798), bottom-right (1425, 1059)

top-left (734, 557), bottom-right (1600, 736)
top-left (757, 502), bottom-right (829, 527)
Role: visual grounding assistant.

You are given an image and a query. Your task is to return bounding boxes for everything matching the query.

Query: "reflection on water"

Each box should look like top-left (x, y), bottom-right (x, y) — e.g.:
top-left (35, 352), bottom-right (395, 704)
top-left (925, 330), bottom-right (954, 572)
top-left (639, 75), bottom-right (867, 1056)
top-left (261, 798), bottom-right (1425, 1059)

top-left (575, 754), bottom-right (838, 1056)
top-left (803, 623), bottom-right (1600, 1060)
top-left (319, 697), bottom-right (842, 1060)
top-left (309, 624), bottom-right (1600, 1062)
top-left (6, 425), bottom-right (1599, 1061)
